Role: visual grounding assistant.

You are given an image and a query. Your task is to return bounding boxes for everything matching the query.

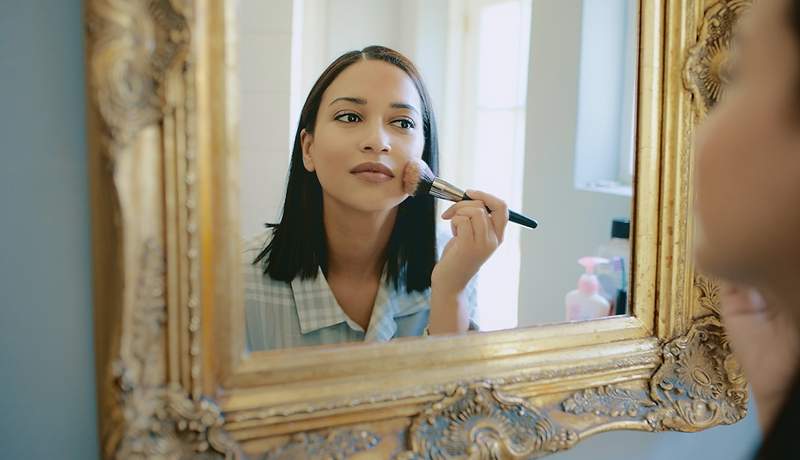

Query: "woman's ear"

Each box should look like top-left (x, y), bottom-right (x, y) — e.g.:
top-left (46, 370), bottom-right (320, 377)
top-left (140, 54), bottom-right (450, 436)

top-left (300, 129), bottom-right (315, 172)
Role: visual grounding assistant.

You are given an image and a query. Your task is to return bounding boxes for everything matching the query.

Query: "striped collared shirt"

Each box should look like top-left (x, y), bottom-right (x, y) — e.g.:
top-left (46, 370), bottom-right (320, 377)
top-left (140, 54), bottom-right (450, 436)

top-left (243, 230), bottom-right (478, 351)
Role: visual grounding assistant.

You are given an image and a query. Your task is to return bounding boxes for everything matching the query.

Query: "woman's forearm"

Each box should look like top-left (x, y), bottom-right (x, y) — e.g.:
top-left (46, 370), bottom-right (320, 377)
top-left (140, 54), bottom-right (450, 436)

top-left (428, 284), bottom-right (471, 334)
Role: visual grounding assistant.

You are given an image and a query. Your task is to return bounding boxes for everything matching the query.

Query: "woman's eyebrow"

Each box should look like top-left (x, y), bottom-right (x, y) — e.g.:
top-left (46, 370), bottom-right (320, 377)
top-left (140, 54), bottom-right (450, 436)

top-left (328, 97), bottom-right (420, 116)
top-left (391, 102), bottom-right (420, 116)
top-left (329, 96), bottom-right (366, 106)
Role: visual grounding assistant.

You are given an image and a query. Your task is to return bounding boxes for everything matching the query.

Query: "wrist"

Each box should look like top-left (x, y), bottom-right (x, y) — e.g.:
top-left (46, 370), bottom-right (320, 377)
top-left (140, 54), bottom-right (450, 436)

top-left (431, 278), bottom-right (466, 298)
top-left (428, 283), bottom-right (471, 334)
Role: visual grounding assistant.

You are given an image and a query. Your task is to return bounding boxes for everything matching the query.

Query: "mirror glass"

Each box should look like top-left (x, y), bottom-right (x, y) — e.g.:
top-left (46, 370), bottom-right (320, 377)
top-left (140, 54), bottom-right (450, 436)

top-left (236, 0), bottom-right (639, 352)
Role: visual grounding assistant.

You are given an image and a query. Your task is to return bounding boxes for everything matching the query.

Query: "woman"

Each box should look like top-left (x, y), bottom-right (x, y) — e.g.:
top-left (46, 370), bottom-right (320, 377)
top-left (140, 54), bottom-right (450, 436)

top-left (693, 0), bottom-right (800, 456)
top-left (243, 46), bottom-right (509, 351)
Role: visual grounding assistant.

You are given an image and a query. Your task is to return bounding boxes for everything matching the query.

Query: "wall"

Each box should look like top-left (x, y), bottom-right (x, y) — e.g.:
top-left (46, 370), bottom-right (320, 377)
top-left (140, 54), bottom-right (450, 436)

top-left (518, 0), bottom-right (631, 327)
top-left (0, 1), bottom-right (99, 459)
top-left (238, 0), bottom-right (295, 236)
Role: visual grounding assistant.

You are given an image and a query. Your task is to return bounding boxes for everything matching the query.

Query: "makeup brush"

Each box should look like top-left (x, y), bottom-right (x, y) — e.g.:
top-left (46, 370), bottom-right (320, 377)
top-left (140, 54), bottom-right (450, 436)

top-left (403, 159), bottom-right (539, 229)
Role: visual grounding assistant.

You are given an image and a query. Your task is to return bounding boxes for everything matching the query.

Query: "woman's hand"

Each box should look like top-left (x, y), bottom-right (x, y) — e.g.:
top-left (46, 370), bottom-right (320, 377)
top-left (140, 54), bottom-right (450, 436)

top-left (719, 282), bottom-right (800, 432)
top-left (431, 190), bottom-right (509, 295)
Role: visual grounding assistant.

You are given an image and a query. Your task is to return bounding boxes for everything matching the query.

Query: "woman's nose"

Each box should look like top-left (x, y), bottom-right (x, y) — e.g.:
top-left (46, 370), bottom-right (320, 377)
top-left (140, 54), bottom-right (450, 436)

top-left (359, 124), bottom-right (391, 153)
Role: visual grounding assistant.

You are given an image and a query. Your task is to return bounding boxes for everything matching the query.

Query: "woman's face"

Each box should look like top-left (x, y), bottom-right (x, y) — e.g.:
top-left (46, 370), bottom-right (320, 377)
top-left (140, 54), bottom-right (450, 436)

top-left (301, 59), bottom-right (425, 214)
top-left (694, 0), bottom-right (800, 282)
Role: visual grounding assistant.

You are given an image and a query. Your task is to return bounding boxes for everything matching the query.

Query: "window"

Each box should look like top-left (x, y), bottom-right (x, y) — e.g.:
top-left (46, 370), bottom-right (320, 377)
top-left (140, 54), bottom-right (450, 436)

top-left (441, 0), bottom-right (532, 331)
top-left (573, 0), bottom-right (639, 196)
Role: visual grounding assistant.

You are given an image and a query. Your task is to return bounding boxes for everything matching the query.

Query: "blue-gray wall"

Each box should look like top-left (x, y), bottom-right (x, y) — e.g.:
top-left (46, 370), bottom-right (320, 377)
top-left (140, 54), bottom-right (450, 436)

top-left (0, 1), bottom-right (761, 459)
top-left (0, 1), bottom-right (99, 459)
top-left (551, 397), bottom-right (760, 459)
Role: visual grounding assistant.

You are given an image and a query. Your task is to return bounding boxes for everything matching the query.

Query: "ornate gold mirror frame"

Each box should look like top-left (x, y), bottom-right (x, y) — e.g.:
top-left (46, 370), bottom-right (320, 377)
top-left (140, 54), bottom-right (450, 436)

top-left (85, 0), bottom-right (751, 458)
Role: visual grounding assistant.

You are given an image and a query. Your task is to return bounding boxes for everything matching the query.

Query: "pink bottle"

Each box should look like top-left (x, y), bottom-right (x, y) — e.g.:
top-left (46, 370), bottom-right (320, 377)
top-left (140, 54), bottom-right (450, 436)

top-left (565, 257), bottom-right (611, 321)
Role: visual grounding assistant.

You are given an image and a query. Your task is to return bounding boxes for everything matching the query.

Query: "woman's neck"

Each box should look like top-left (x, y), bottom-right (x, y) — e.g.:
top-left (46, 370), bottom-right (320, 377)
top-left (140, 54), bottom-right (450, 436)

top-left (322, 194), bottom-right (398, 281)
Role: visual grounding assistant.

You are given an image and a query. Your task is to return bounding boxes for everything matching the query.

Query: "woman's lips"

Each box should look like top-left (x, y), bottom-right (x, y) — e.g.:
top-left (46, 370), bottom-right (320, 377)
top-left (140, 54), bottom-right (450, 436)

top-left (350, 162), bottom-right (395, 184)
top-left (352, 171), bottom-right (394, 183)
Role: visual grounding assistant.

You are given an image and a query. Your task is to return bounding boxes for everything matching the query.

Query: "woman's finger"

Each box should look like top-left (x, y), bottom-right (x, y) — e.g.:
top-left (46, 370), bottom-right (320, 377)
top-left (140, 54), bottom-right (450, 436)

top-left (455, 207), bottom-right (493, 246)
top-left (466, 190), bottom-right (509, 242)
top-left (441, 200), bottom-right (486, 219)
top-left (451, 215), bottom-right (474, 243)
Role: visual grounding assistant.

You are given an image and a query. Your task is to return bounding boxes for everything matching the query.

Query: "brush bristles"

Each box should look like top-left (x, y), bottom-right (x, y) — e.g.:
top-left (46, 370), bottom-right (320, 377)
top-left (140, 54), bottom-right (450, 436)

top-left (402, 159), bottom-right (436, 197)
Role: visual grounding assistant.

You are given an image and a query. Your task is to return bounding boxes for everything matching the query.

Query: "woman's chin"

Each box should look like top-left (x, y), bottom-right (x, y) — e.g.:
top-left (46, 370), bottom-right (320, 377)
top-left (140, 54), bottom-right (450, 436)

top-left (345, 196), bottom-right (406, 214)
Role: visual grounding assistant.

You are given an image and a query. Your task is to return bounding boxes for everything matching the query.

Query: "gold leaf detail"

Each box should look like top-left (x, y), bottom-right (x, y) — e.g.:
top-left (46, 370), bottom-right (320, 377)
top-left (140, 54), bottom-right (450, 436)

top-left (262, 430), bottom-right (380, 460)
top-left (85, 0), bottom-right (189, 157)
top-left (402, 384), bottom-right (577, 459)
top-left (684, 0), bottom-right (752, 117)
top-left (646, 316), bottom-right (748, 432)
top-left (695, 274), bottom-right (721, 316)
top-left (562, 385), bottom-right (656, 418)
top-left (107, 241), bottom-right (236, 459)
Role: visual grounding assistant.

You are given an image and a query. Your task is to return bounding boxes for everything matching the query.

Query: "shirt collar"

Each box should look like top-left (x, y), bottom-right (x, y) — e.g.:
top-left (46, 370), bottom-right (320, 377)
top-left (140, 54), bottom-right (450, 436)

top-left (291, 267), bottom-right (358, 334)
top-left (291, 268), bottom-right (429, 341)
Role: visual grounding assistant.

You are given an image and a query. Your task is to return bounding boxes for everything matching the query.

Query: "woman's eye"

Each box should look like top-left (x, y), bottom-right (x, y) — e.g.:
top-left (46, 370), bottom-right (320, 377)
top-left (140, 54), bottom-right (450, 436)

top-left (391, 119), bottom-right (415, 130)
top-left (335, 113), bottom-right (361, 123)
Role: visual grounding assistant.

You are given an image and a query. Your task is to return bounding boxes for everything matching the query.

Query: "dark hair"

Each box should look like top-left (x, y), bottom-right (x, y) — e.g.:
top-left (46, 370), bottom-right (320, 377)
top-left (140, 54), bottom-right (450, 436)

top-left (254, 46), bottom-right (439, 293)
top-left (794, 0), bottom-right (800, 94)
top-left (794, 0), bottom-right (800, 39)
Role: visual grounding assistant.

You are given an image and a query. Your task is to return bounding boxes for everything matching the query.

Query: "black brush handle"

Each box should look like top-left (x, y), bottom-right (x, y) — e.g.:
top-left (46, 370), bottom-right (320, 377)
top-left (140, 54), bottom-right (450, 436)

top-left (462, 193), bottom-right (539, 230)
top-left (509, 210), bottom-right (539, 229)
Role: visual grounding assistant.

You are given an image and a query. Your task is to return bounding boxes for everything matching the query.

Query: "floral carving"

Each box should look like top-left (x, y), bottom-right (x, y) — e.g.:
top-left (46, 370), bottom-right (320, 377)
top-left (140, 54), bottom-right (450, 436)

top-left (87, 0), bottom-right (235, 457)
top-left (684, 0), bottom-right (752, 116)
top-left (401, 385), bottom-right (577, 459)
top-left (106, 241), bottom-right (235, 459)
top-left (562, 385), bottom-right (656, 419)
top-left (646, 316), bottom-right (748, 432)
top-left (559, 317), bottom-right (747, 435)
top-left (695, 274), bottom-right (722, 316)
top-left (261, 430), bottom-right (381, 460)
top-left (85, 0), bottom-right (190, 155)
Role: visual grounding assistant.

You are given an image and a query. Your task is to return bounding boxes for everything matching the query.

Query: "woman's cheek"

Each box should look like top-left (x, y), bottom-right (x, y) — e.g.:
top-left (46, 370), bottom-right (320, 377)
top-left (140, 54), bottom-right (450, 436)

top-left (694, 101), bottom-right (744, 258)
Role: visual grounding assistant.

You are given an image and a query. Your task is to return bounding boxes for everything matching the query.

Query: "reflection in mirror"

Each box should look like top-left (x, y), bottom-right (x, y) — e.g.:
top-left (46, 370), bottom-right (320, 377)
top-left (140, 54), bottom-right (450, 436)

top-left (237, 0), bottom-right (639, 352)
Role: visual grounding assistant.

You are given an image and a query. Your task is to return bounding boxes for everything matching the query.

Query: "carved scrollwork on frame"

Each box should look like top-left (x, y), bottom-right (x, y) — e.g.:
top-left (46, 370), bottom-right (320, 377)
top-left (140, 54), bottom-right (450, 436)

top-left (399, 385), bottom-right (578, 460)
top-left (684, 0), bottom-right (753, 116)
top-left (108, 239), bottom-right (168, 458)
top-left (562, 385), bottom-right (656, 419)
top-left (646, 316), bottom-right (748, 432)
top-left (694, 274), bottom-right (722, 316)
top-left (261, 430), bottom-right (381, 460)
top-left (685, 0), bottom-right (751, 319)
top-left (85, 0), bottom-right (190, 155)
top-left (86, 0), bottom-right (236, 457)
top-left (561, 316), bottom-right (748, 434)
top-left (289, 314), bottom-right (748, 460)
top-left (107, 241), bottom-right (235, 459)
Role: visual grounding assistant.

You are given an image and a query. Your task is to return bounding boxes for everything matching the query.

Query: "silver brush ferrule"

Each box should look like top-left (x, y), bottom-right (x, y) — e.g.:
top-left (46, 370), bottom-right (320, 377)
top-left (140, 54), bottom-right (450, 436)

top-left (429, 177), bottom-right (466, 202)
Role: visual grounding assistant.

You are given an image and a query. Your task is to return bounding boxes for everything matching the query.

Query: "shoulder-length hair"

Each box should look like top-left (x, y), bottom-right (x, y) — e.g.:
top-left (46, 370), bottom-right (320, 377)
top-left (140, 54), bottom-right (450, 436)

top-left (254, 46), bottom-right (440, 293)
